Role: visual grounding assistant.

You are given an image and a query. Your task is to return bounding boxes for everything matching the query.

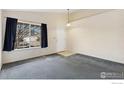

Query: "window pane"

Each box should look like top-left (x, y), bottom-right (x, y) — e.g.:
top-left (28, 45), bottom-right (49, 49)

top-left (15, 23), bottom-right (30, 49)
top-left (30, 24), bottom-right (41, 47)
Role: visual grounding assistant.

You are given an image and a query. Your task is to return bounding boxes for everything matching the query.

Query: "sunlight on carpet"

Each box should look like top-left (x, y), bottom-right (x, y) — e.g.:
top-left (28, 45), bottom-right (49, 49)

top-left (57, 51), bottom-right (76, 57)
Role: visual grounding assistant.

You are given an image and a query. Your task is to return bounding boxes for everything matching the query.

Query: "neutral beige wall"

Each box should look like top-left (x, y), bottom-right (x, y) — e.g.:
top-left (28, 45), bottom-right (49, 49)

top-left (0, 10), bottom-right (2, 69)
top-left (2, 10), bottom-right (66, 64)
top-left (67, 10), bottom-right (124, 64)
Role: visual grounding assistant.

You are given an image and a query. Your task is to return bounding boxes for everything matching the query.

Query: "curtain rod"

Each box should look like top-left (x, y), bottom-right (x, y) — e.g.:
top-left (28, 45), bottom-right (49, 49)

top-left (4, 16), bottom-right (42, 24)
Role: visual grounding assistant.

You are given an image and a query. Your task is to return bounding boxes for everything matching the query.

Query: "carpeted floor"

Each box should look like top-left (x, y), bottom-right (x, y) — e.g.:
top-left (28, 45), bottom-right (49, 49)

top-left (0, 54), bottom-right (124, 79)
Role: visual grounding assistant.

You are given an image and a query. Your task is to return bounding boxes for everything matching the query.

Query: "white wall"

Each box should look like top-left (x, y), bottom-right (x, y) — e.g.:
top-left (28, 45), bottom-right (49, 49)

top-left (67, 10), bottom-right (124, 64)
top-left (0, 10), bottom-right (2, 69)
top-left (2, 10), bottom-right (66, 64)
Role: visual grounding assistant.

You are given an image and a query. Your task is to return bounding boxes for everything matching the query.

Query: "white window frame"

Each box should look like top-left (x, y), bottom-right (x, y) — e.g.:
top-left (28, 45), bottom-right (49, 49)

top-left (15, 20), bottom-right (41, 50)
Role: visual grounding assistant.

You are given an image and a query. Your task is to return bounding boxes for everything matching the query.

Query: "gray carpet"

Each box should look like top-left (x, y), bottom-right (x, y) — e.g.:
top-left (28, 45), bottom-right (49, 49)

top-left (0, 54), bottom-right (124, 79)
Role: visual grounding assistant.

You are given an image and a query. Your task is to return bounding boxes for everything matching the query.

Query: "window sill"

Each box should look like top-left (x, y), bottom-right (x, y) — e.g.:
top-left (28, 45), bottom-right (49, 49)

top-left (14, 47), bottom-right (41, 51)
top-left (3, 47), bottom-right (42, 53)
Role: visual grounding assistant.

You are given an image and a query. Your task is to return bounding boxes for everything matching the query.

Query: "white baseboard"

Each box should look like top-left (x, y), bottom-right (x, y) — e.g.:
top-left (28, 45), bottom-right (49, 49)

top-left (77, 51), bottom-right (124, 65)
top-left (3, 51), bottom-right (65, 64)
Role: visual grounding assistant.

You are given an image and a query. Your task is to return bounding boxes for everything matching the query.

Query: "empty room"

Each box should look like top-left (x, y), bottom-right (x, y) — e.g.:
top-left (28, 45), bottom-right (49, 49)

top-left (0, 9), bottom-right (124, 79)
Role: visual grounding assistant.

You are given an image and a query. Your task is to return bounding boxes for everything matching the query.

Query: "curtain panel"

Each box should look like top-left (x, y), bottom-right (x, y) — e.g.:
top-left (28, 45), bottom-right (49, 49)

top-left (3, 17), bottom-right (18, 51)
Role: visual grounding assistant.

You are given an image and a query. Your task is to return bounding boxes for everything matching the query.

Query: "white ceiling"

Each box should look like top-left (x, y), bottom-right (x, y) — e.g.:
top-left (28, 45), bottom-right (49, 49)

top-left (70, 9), bottom-right (114, 21)
top-left (3, 9), bottom-right (77, 13)
top-left (3, 9), bottom-right (114, 14)
top-left (3, 9), bottom-right (114, 20)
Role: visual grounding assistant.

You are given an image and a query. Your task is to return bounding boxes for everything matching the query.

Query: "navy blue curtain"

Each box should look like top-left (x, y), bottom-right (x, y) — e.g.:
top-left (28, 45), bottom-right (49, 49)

top-left (41, 23), bottom-right (48, 48)
top-left (3, 17), bottom-right (18, 51)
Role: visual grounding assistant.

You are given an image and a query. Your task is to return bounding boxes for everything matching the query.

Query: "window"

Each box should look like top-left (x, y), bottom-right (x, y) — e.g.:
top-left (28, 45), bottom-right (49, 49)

top-left (30, 24), bottom-right (41, 47)
top-left (15, 22), bottom-right (41, 49)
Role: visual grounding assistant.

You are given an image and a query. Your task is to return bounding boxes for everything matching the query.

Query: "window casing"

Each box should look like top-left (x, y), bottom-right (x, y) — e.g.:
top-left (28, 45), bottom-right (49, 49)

top-left (15, 22), bottom-right (41, 49)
